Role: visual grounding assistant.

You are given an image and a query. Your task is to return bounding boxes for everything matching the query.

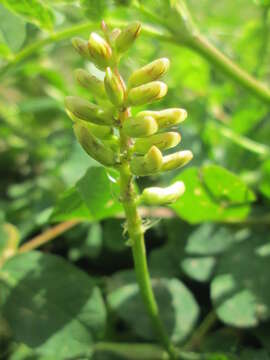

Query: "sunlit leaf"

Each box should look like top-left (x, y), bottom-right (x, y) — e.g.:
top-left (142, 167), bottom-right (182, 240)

top-left (0, 4), bottom-right (26, 52)
top-left (1, 0), bottom-right (54, 30)
top-left (171, 165), bottom-right (255, 223)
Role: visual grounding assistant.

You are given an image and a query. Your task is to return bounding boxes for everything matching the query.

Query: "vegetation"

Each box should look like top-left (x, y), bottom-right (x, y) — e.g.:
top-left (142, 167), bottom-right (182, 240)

top-left (0, 1), bottom-right (270, 359)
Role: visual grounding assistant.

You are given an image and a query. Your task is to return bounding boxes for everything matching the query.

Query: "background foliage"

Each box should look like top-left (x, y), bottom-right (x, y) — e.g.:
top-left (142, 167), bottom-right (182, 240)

top-left (0, 0), bottom-right (270, 359)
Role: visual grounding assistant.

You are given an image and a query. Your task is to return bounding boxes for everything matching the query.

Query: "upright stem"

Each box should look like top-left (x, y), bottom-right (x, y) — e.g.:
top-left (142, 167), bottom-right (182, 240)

top-left (118, 109), bottom-right (177, 360)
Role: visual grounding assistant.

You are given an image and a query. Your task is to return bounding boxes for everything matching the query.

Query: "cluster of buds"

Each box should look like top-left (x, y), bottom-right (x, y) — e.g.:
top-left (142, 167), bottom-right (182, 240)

top-left (65, 21), bottom-right (193, 206)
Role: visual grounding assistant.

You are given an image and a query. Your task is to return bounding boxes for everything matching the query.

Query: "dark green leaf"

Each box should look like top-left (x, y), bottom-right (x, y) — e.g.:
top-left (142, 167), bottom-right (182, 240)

top-left (51, 186), bottom-right (92, 222)
top-left (107, 271), bottom-right (199, 343)
top-left (211, 233), bottom-right (270, 327)
top-left (76, 167), bottom-right (122, 221)
top-left (0, 251), bottom-right (106, 358)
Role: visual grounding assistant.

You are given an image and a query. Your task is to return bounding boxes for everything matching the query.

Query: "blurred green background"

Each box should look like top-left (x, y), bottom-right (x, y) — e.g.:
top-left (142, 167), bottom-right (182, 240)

top-left (0, 0), bottom-right (270, 359)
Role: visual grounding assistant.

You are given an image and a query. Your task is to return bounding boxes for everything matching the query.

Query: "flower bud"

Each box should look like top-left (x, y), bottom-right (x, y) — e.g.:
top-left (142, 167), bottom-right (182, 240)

top-left (128, 58), bottom-right (170, 88)
top-left (138, 108), bottom-right (187, 129)
top-left (130, 146), bottom-right (163, 176)
top-left (141, 181), bottom-right (185, 205)
top-left (134, 132), bottom-right (181, 154)
top-left (65, 96), bottom-right (114, 126)
top-left (104, 67), bottom-right (125, 106)
top-left (110, 28), bottom-right (121, 43)
top-left (66, 109), bottom-right (113, 139)
top-left (161, 150), bottom-right (193, 172)
top-left (115, 21), bottom-right (141, 54)
top-left (127, 81), bottom-right (168, 106)
top-left (75, 69), bottom-right (106, 99)
top-left (72, 37), bottom-right (91, 59)
top-left (122, 115), bottom-right (158, 138)
top-left (88, 32), bottom-right (112, 70)
top-left (73, 122), bottom-right (117, 166)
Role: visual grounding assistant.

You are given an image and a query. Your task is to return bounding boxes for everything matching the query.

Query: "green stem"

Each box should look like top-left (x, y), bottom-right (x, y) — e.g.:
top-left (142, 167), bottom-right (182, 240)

top-left (183, 311), bottom-right (217, 351)
top-left (214, 123), bottom-right (270, 158)
top-left (254, 5), bottom-right (270, 76)
top-left (118, 110), bottom-right (177, 360)
top-left (92, 342), bottom-right (235, 360)
top-left (188, 33), bottom-right (270, 104)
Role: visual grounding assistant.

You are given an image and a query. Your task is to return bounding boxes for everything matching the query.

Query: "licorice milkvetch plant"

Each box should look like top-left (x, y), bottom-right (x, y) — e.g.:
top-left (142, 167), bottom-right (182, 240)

top-left (65, 20), bottom-right (193, 359)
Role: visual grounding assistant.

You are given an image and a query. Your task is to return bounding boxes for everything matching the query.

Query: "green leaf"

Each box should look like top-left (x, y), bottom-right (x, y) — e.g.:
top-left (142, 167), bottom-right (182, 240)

top-left (211, 233), bottom-right (270, 327)
top-left (171, 165), bottom-right (255, 223)
top-left (80, 0), bottom-right (109, 20)
top-left (51, 186), bottom-right (92, 222)
top-left (260, 159), bottom-right (270, 199)
top-left (103, 219), bottom-right (126, 252)
top-left (60, 142), bottom-right (98, 187)
top-left (76, 167), bottom-right (122, 221)
top-left (0, 4), bottom-right (26, 52)
top-left (240, 349), bottom-right (270, 360)
top-left (1, 0), bottom-right (54, 30)
top-left (68, 223), bottom-right (103, 261)
top-left (181, 256), bottom-right (216, 282)
top-left (200, 328), bottom-right (240, 353)
top-left (185, 224), bottom-right (246, 256)
top-left (0, 251), bottom-right (106, 358)
top-left (107, 271), bottom-right (199, 343)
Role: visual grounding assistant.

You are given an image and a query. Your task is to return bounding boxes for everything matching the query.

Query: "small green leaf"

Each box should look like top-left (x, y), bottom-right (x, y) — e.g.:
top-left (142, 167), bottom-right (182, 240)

top-left (211, 233), bottom-right (270, 327)
top-left (80, 0), bottom-right (109, 20)
top-left (171, 165), bottom-right (255, 223)
top-left (0, 251), bottom-right (106, 358)
top-left (185, 223), bottom-right (246, 256)
top-left (0, 4), bottom-right (26, 52)
top-left (1, 0), bottom-right (54, 30)
top-left (51, 186), bottom-right (92, 222)
top-left (181, 256), bottom-right (216, 282)
top-left (76, 167), bottom-right (122, 221)
top-left (107, 271), bottom-right (199, 343)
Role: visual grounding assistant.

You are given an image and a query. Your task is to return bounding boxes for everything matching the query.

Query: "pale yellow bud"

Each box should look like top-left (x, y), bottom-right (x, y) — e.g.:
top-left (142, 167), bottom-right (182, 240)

top-left (72, 37), bottom-right (91, 59)
top-left (134, 132), bottom-right (181, 154)
top-left (88, 32), bottom-right (112, 70)
top-left (73, 122), bottom-right (117, 166)
top-left (115, 22), bottom-right (141, 54)
top-left (104, 67), bottom-right (125, 106)
top-left (127, 81), bottom-right (168, 106)
top-left (75, 69), bottom-right (106, 99)
top-left (128, 58), bottom-right (170, 88)
top-left (138, 108), bottom-right (187, 129)
top-left (122, 116), bottom-right (158, 138)
top-left (161, 150), bottom-right (193, 172)
top-left (130, 146), bottom-right (163, 176)
top-left (65, 96), bottom-right (114, 126)
top-left (142, 181), bottom-right (185, 205)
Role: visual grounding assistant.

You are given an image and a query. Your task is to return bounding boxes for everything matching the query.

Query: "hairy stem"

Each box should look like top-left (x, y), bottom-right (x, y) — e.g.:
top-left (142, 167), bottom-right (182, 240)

top-left (118, 109), bottom-right (177, 360)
